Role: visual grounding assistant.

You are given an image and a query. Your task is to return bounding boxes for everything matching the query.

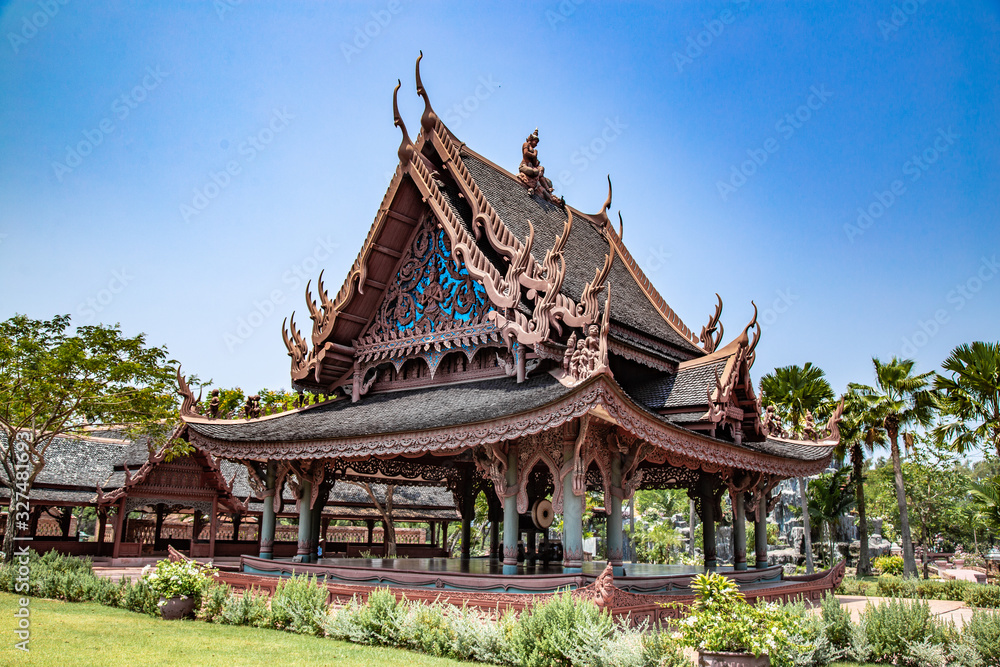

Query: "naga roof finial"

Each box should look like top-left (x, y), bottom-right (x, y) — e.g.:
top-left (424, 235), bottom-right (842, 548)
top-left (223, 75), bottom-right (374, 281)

top-left (393, 79), bottom-right (414, 166)
top-left (415, 50), bottom-right (438, 134)
top-left (617, 211), bottom-right (623, 240)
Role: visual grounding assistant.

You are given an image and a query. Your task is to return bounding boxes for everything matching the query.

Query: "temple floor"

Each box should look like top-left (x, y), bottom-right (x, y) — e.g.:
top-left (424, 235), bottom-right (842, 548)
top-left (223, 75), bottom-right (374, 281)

top-left (309, 556), bottom-right (736, 577)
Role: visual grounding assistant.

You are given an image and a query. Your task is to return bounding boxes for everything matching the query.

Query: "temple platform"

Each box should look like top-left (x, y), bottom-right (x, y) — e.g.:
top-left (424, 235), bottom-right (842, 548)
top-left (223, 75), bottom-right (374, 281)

top-left (214, 555), bottom-right (846, 626)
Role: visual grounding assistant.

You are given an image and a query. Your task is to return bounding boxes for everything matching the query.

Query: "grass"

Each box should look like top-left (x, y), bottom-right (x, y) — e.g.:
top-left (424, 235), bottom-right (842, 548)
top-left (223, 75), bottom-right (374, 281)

top-left (0, 592), bottom-right (464, 667)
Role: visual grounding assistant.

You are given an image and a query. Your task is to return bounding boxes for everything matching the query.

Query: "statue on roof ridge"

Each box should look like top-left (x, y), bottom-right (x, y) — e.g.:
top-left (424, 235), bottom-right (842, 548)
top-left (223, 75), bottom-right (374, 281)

top-left (517, 128), bottom-right (560, 203)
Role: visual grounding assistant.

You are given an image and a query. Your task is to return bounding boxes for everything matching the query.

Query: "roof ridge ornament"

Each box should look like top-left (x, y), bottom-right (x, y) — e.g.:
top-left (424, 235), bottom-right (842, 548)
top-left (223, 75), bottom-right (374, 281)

top-left (176, 367), bottom-right (201, 418)
top-left (415, 51), bottom-right (439, 134)
top-left (700, 293), bottom-right (724, 353)
top-left (393, 79), bottom-right (415, 166)
top-left (589, 175), bottom-right (613, 226)
top-left (516, 128), bottom-right (562, 205)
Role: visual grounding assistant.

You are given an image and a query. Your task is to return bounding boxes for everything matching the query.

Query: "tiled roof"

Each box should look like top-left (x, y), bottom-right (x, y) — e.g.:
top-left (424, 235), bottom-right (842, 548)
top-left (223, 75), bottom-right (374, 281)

top-left (460, 154), bottom-right (702, 358)
top-left (188, 373), bottom-right (573, 444)
top-left (622, 358), bottom-right (730, 410)
top-left (744, 437), bottom-right (836, 462)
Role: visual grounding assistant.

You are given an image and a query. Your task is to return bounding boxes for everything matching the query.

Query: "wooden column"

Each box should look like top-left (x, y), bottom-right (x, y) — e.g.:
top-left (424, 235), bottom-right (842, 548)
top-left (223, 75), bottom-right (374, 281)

top-left (608, 453), bottom-right (624, 576)
top-left (231, 513), bottom-right (242, 542)
top-left (441, 521), bottom-right (449, 553)
top-left (700, 477), bottom-right (717, 569)
top-left (755, 494), bottom-right (769, 569)
top-left (461, 475), bottom-right (474, 560)
top-left (365, 519), bottom-right (374, 547)
top-left (562, 434), bottom-right (584, 574)
top-left (259, 461), bottom-right (276, 559)
top-left (96, 507), bottom-right (108, 556)
top-left (733, 491), bottom-right (747, 571)
top-left (320, 517), bottom-right (330, 558)
top-left (296, 478), bottom-right (313, 562)
top-left (209, 496), bottom-right (218, 559)
top-left (502, 445), bottom-right (519, 574)
top-left (111, 499), bottom-right (126, 559)
top-left (58, 507), bottom-right (73, 538)
top-left (154, 504), bottom-right (165, 547)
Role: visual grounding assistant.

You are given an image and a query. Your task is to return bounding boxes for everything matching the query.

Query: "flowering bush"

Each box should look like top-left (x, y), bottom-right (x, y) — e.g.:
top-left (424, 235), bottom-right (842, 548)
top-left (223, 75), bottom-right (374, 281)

top-left (674, 572), bottom-right (807, 667)
top-left (873, 554), bottom-right (905, 576)
top-left (140, 558), bottom-right (216, 606)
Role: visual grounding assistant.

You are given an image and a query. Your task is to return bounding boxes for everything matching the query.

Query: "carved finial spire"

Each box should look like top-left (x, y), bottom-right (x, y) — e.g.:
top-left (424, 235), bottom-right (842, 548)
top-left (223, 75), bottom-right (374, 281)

top-left (415, 50), bottom-right (438, 133)
top-left (590, 176), bottom-right (613, 226)
top-left (700, 293), bottom-right (724, 353)
top-left (393, 79), bottom-right (414, 166)
top-left (176, 366), bottom-right (200, 417)
top-left (617, 211), bottom-right (623, 240)
top-left (740, 301), bottom-right (761, 369)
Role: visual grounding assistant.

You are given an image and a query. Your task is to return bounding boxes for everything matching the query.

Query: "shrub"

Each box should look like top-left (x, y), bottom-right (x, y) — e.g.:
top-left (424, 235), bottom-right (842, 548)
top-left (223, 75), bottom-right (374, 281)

top-left (857, 598), bottom-right (950, 664)
top-left (963, 610), bottom-right (1000, 666)
top-left (507, 591), bottom-right (614, 667)
top-left (117, 578), bottom-right (159, 616)
top-left (874, 555), bottom-right (906, 576)
top-left (876, 574), bottom-right (917, 598)
top-left (820, 591), bottom-right (853, 650)
top-left (269, 574), bottom-right (328, 635)
top-left (406, 602), bottom-right (457, 657)
top-left (837, 577), bottom-right (876, 597)
top-left (199, 582), bottom-right (231, 622)
top-left (964, 585), bottom-right (1000, 609)
top-left (448, 605), bottom-right (510, 664)
top-left (326, 588), bottom-right (409, 646)
top-left (218, 587), bottom-right (270, 627)
top-left (640, 630), bottom-right (690, 667)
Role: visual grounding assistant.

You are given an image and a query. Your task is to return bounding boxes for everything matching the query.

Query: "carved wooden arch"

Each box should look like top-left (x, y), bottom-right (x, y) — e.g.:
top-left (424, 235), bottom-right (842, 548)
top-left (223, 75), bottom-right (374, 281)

top-left (514, 431), bottom-right (563, 514)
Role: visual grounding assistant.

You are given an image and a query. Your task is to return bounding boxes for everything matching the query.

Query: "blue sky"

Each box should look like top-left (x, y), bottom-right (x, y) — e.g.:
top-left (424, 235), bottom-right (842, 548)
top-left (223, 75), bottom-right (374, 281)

top-left (1, 1), bottom-right (997, 397)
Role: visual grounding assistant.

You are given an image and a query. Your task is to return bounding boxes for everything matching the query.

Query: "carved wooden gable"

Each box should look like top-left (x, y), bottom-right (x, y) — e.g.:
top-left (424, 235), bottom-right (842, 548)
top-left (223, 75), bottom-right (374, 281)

top-left (353, 216), bottom-right (507, 389)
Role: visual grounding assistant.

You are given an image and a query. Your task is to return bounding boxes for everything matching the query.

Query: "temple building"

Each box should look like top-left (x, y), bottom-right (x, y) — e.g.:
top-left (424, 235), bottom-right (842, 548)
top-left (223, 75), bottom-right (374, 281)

top-left (176, 55), bottom-right (841, 585)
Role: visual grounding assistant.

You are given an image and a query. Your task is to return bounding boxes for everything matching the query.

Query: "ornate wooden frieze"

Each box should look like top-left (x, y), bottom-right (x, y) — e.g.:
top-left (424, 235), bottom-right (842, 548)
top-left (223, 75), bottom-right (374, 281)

top-left (512, 430), bottom-right (563, 514)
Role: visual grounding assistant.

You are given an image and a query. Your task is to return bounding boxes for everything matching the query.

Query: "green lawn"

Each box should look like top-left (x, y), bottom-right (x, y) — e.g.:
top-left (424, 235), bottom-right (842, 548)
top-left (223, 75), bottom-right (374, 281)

top-left (0, 593), bottom-right (464, 667)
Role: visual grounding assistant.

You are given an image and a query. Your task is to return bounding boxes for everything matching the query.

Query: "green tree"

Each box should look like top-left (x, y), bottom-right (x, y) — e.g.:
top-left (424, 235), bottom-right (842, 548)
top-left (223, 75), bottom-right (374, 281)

top-left (934, 341), bottom-right (1000, 457)
top-left (850, 357), bottom-right (938, 577)
top-left (0, 314), bottom-right (176, 561)
top-left (834, 390), bottom-right (885, 575)
top-left (807, 466), bottom-right (855, 567)
top-left (760, 362), bottom-right (835, 574)
top-left (968, 476), bottom-right (1000, 534)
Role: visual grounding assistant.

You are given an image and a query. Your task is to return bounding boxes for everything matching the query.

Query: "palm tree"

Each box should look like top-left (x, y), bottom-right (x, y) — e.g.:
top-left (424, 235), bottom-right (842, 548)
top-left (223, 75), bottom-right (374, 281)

top-left (833, 391), bottom-right (886, 576)
top-left (760, 363), bottom-right (835, 574)
top-left (934, 342), bottom-right (1000, 457)
top-left (968, 476), bottom-right (1000, 533)
top-left (808, 466), bottom-right (856, 567)
top-left (850, 357), bottom-right (938, 577)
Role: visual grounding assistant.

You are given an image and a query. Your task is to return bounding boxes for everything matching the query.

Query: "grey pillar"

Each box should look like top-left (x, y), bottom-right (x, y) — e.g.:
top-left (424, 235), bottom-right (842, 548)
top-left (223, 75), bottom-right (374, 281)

top-left (259, 462), bottom-right (276, 559)
top-left (755, 496), bottom-right (769, 569)
top-left (296, 478), bottom-right (313, 562)
top-left (700, 477), bottom-right (717, 569)
top-left (733, 492), bottom-right (747, 571)
top-left (502, 445), bottom-right (519, 574)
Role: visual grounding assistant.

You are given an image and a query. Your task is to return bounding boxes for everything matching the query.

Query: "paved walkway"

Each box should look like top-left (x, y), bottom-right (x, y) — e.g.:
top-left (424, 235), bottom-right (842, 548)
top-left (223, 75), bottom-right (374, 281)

top-left (837, 595), bottom-right (974, 627)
